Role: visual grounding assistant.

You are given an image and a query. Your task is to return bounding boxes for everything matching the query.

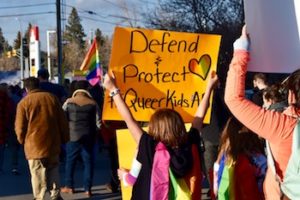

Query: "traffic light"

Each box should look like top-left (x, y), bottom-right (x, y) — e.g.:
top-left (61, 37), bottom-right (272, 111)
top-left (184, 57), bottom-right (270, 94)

top-left (22, 38), bottom-right (28, 46)
top-left (6, 51), bottom-right (11, 58)
top-left (22, 38), bottom-right (29, 57)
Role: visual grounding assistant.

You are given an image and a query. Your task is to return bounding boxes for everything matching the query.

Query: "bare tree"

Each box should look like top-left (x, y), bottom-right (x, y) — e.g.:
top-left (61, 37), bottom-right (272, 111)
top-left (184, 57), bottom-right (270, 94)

top-left (0, 57), bottom-right (19, 71)
top-left (63, 41), bottom-right (85, 71)
top-left (144, 0), bottom-right (244, 84)
top-left (111, 0), bottom-right (141, 27)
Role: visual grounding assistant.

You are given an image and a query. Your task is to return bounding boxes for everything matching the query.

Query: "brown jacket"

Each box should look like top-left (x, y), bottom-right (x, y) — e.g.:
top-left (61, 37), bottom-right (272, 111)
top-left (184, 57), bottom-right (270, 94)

top-left (15, 89), bottom-right (69, 160)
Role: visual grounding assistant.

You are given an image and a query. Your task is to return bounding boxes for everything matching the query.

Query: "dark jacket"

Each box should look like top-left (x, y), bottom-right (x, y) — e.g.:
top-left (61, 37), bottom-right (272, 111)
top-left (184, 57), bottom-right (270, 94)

top-left (0, 90), bottom-right (12, 144)
top-left (63, 89), bottom-right (101, 142)
top-left (268, 101), bottom-right (288, 113)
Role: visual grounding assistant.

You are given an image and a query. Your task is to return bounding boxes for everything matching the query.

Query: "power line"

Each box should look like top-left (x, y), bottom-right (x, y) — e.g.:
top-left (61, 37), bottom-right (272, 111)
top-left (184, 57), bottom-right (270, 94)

top-left (109, 14), bottom-right (145, 23)
top-left (0, 3), bottom-right (54, 10)
top-left (63, 3), bottom-right (107, 18)
top-left (140, 0), bottom-right (157, 5)
top-left (101, 0), bottom-right (124, 9)
top-left (77, 14), bottom-right (124, 26)
top-left (62, 1), bottom-right (148, 25)
top-left (63, 3), bottom-right (137, 25)
top-left (101, 0), bottom-right (141, 14)
top-left (0, 11), bottom-right (55, 18)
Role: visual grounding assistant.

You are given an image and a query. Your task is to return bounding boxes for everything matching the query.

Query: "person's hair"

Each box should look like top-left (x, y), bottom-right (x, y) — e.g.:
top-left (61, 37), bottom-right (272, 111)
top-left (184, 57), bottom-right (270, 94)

top-left (286, 69), bottom-right (300, 108)
top-left (253, 73), bottom-right (267, 83)
top-left (148, 108), bottom-right (187, 148)
top-left (218, 117), bottom-right (265, 165)
top-left (23, 77), bottom-right (40, 91)
top-left (69, 80), bottom-right (78, 97)
top-left (263, 83), bottom-right (286, 103)
top-left (74, 80), bottom-right (90, 90)
top-left (37, 68), bottom-right (50, 80)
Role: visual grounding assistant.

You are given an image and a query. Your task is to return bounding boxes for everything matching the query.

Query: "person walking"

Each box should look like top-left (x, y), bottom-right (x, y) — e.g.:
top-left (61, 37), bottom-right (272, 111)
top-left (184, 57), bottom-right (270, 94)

top-left (60, 80), bottom-right (101, 197)
top-left (37, 68), bottom-right (67, 103)
top-left (15, 77), bottom-right (69, 200)
top-left (0, 84), bottom-right (12, 174)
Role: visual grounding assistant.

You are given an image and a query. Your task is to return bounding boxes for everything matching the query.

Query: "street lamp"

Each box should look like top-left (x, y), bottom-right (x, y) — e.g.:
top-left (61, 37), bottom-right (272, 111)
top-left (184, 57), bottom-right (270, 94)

top-left (15, 18), bottom-right (24, 86)
top-left (47, 30), bottom-right (56, 80)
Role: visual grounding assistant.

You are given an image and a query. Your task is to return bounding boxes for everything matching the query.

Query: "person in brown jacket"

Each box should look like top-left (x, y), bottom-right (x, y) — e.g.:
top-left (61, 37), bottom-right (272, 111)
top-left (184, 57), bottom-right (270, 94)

top-left (15, 77), bottom-right (69, 200)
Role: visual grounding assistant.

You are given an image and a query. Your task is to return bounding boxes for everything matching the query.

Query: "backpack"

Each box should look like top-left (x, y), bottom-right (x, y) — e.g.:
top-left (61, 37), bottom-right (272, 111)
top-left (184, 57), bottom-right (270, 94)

top-left (266, 120), bottom-right (300, 199)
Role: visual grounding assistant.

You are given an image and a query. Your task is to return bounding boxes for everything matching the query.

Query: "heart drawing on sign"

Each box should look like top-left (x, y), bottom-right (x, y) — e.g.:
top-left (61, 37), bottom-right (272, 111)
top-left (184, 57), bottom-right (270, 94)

top-left (188, 54), bottom-right (211, 80)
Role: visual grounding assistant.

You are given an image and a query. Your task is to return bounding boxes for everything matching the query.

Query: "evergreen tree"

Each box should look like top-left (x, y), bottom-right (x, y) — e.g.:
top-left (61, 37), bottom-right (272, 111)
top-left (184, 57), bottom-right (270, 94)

top-left (24, 23), bottom-right (32, 43)
top-left (3, 40), bottom-right (10, 52)
top-left (13, 31), bottom-right (22, 49)
top-left (94, 28), bottom-right (111, 71)
top-left (95, 28), bottom-right (105, 47)
top-left (64, 8), bottom-right (86, 48)
top-left (0, 28), bottom-right (6, 55)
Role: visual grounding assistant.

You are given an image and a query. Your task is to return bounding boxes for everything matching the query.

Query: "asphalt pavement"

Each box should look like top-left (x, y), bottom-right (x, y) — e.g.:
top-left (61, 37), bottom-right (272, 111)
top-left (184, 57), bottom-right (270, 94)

top-left (0, 144), bottom-right (121, 200)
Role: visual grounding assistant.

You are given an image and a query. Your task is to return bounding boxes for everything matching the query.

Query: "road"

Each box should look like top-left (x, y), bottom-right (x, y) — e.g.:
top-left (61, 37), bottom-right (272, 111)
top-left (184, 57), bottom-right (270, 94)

top-left (0, 144), bottom-right (121, 200)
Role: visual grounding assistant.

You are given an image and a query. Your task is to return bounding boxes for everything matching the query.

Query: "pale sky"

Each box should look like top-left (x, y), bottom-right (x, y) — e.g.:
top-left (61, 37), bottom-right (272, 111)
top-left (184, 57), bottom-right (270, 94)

top-left (0, 0), bottom-right (157, 50)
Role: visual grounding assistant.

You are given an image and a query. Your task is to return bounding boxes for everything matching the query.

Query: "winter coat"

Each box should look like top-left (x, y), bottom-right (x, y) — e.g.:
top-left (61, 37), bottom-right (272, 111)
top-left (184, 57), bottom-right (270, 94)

top-left (15, 89), bottom-right (69, 160)
top-left (0, 90), bottom-right (13, 144)
top-left (62, 89), bottom-right (101, 142)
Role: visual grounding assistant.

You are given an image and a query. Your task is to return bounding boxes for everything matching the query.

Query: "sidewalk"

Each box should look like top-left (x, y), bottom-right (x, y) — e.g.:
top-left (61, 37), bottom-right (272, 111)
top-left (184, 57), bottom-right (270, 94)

top-left (0, 144), bottom-right (121, 200)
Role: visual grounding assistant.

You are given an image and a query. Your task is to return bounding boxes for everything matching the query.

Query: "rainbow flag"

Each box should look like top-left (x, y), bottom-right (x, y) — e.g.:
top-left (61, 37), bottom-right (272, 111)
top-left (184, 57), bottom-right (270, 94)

top-left (151, 143), bottom-right (201, 200)
top-left (80, 38), bottom-right (102, 86)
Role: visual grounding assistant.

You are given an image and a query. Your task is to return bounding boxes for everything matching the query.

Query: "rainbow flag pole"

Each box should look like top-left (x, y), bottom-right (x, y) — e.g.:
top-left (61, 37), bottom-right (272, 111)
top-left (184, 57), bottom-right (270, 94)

top-left (80, 38), bottom-right (102, 86)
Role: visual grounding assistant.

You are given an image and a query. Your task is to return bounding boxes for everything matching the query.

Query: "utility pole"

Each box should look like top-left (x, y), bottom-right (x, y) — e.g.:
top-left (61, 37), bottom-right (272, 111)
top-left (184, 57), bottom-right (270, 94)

top-left (16, 18), bottom-right (24, 87)
top-left (20, 34), bottom-right (24, 86)
top-left (56, 0), bottom-right (63, 84)
top-left (47, 30), bottom-right (56, 80)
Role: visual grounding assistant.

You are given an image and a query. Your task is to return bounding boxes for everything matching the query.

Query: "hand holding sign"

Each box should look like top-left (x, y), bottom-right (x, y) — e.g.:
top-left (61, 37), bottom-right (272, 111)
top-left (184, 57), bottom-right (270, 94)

top-left (103, 71), bottom-right (117, 92)
top-left (207, 71), bottom-right (219, 91)
top-left (233, 25), bottom-right (250, 51)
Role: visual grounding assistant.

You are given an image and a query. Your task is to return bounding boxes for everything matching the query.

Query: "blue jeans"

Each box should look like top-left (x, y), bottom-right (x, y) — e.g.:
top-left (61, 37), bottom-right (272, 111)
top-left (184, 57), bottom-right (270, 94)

top-left (0, 144), bottom-right (4, 171)
top-left (65, 140), bottom-right (94, 192)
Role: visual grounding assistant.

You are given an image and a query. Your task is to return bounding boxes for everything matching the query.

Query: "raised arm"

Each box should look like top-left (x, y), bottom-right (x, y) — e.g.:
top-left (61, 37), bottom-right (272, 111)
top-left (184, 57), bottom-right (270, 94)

top-left (192, 71), bottom-right (219, 133)
top-left (224, 26), bottom-right (297, 141)
top-left (103, 72), bottom-right (143, 144)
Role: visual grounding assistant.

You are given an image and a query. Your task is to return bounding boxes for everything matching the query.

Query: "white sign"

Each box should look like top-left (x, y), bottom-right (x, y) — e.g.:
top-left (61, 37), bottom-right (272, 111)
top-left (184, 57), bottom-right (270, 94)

top-left (244, 0), bottom-right (300, 73)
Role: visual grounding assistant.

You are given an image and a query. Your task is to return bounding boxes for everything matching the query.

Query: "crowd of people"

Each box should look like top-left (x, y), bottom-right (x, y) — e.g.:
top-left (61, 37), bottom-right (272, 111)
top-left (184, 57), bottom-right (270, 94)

top-left (1, 25), bottom-right (300, 200)
top-left (102, 26), bottom-right (299, 200)
top-left (0, 69), bottom-right (121, 199)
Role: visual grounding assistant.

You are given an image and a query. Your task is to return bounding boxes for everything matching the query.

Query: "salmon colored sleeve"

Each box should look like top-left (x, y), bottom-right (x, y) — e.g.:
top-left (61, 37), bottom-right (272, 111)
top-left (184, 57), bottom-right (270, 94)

top-left (224, 50), bottom-right (297, 142)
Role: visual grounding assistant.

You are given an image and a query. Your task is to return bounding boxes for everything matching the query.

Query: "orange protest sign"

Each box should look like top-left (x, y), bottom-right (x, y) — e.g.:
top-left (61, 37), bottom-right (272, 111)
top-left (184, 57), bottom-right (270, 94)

top-left (103, 27), bottom-right (221, 122)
